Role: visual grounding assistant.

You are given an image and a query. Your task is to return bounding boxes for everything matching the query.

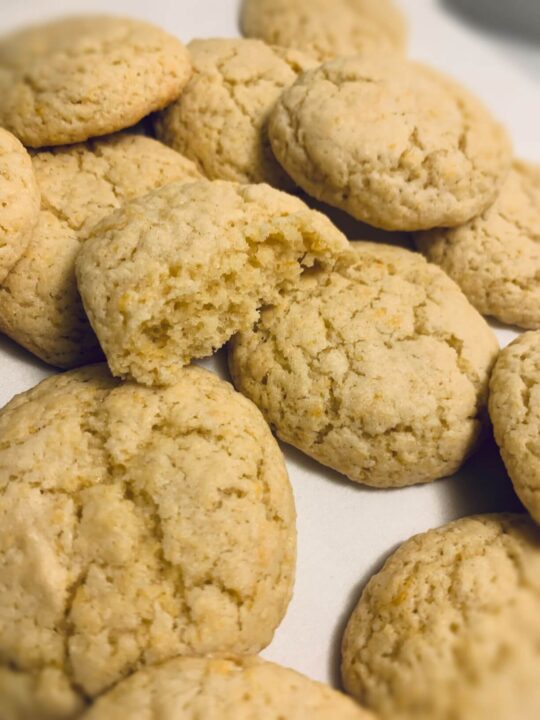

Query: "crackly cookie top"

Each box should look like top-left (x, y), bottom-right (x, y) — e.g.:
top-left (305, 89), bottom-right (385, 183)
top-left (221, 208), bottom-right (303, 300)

top-left (0, 364), bottom-right (295, 719)
top-left (229, 242), bottom-right (498, 488)
top-left (417, 161), bottom-right (540, 329)
top-left (84, 656), bottom-right (374, 720)
top-left (240, 0), bottom-right (407, 61)
top-left (342, 514), bottom-right (540, 720)
top-left (0, 15), bottom-right (192, 147)
top-left (155, 38), bottom-right (317, 187)
top-left (269, 56), bottom-right (511, 231)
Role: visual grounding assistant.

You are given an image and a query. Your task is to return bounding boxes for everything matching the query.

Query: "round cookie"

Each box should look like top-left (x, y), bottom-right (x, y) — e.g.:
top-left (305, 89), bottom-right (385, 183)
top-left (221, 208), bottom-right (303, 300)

top-left (489, 331), bottom-right (540, 524)
top-left (83, 655), bottom-right (373, 720)
top-left (76, 179), bottom-right (349, 386)
top-left (0, 364), bottom-right (295, 719)
top-left (155, 38), bottom-right (317, 187)
top-left (229, 242), bottom-right (498, 488)
top-left (416, 161), bottom-right (540, 329)
top-left (342, 514), bottom-right (540, 720)
top-left (0, 15), bottom-right (191, 147)
top-left (240, 0), bottom-right (407, 61)
top-left (0, 128), bottom-right (40, 283)
top-left (0, 133), bottom-right (202, 368)
top-left (269, 56), bottom-right (512, 231)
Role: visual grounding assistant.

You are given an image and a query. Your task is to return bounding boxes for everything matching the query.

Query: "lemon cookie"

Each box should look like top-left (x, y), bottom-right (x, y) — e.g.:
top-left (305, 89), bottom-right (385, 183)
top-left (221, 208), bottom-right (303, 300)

top-left (0, 134), bottom-right (201, 368)
top-left (0, 15), bottom-right (191, 147)
top-left (240, 0), bottom-right (406, 61)
top-left (155, 38), bottom-right (316, 187)
top-left (0, 364), bottom-right (295, 719)
top-left (342, 514), bottom-right (540, 720)
top-left (0, 128), bottom-right (40, 284)
top-left (269, 56), bottom-right (511, 231)
top-left (490, 331), bottom-right (540, 524)
top-left (417, 161), bottom-right (540, 328)
top-left (76, 180), bottom-right (349, 386)
top-left (83, 656), bottom-right (373, 720)
top-left (229, 243), bottom-right (498, 488)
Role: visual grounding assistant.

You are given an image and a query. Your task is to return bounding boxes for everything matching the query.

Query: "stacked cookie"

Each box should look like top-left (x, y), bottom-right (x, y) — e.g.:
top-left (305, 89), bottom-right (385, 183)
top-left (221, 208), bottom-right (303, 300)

top-left (0, 2), bottom-right (539, 719)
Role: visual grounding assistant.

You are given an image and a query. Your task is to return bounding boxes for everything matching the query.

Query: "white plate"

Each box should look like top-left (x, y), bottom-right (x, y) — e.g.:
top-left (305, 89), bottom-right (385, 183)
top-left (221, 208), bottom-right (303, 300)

top-left (1, 0), bottom-right (539, 688)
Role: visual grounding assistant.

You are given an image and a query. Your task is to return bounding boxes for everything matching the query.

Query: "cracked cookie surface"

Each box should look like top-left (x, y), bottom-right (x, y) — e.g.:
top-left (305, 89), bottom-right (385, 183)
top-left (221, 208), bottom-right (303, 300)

top-left (76, 179), bottom-right (349, 386)
top-left (269, 56), bottom-right (511, 231)
top-left (490, 331), bottom-right (540, 524)
top-left (0, 133), bottom-right (201, 368)
top-left (417, 161), bottom-right (540, 328)
top-left (0, 128), bottom-right (40, 284)
top-left (229, 242), bottom-right (498, 488)
top-left (0, 15), bottom-right (191, 147)
top-left (0, 364), bottom-right (295, 719)
top-left (240, 0), bottom-right (406, 61)
top-left (83, 655), bottom-right (374, 720)
top-left (155, 38), bottom-right (316, 187)
top-left (342, 514), bottom-right (540, 720)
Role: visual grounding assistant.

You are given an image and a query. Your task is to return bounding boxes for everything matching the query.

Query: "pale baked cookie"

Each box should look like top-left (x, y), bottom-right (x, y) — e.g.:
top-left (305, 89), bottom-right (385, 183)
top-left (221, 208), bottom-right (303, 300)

top-left (417, 161), bottom-right (540, 328)
top-left (83, 656), bottom-right (373, 720)
top-left (0, 128), bottom-right (40, 284)
top-left (0, 134), bottom-right (201, 368)
top-left (342, 514), bottom-right (540, 720)
top-left (0, 15), bottom-right (191, 147)
top-left (269, 56), bottom-right (511, 231)
top-left (155, 38), bottom-right (316, 187)
top-left (229, 243), bottom-right (498, 488)
top-left (240, 0), bottom-right (407, 61)
top-left (76, 180), bottom-right (349, 386)
top-left (489, 332), bottom-right (540, 524)
top-left (0, 364), bottom-right (295, 719)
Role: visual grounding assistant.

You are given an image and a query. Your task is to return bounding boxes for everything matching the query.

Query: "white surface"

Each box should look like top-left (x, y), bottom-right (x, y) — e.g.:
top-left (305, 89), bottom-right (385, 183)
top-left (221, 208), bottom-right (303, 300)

top-left (1, 0), bottom-right (539, 688)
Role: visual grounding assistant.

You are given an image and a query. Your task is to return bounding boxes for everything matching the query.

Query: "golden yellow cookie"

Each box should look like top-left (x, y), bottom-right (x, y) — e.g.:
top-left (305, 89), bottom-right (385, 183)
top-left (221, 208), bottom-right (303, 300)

top-left (0, 134), bottom-right (201, 368)
top-left (0, 15), bottom-right (191, 147)
top-left (417, 161), bottom-right (540, 329)
top-left (269, 56), bottom-right (511, 231)
top-left (76, 180), bottom-right (349, 386)
top-left (229, 242), bottom-right (498, 488)
top-left (241, 0), bottom-right (407, 61)
top-left (0, 365), bottom-right (295, 719)
top-left (155, 38), bottom-right (316, 187)
top-left (342, 514), bottom-right (540, 720)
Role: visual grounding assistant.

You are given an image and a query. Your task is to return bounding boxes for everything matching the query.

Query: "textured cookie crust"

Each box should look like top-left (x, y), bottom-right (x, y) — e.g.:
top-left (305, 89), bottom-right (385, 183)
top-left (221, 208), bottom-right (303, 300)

top-left (229, 243), bottom-right (498, 488)
top-left (0, 134), bottom-right (201, 368)
top-left (417, 161), bottom-right (540, 328)
top-left (240, 0), bottom-right (407, 61)
top-left (155, 38), bottom-right (316, 187)
top-left (342, 514), bottom-right (540, 720)
top-left (0, 15), bottom-right (191, 147)
top-left (0, 128), bottom-right (40, 283)
top-left (0, 365), bottom-right (295, 719)
top-left (76, 179), bottom-right (349, 386)
top-left (489, 332), bottom-right (540, 524)
top-left (83, 656), bottom-right (373, 720)
top-left (269, 57), bottom-right (511, 231)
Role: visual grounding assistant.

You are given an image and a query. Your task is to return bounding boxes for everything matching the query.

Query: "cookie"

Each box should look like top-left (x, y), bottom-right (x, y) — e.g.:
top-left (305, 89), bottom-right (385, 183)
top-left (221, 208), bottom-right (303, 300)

top-left (489, 331), bottom-right (540, 524)
top-left (229, 242), bottom-right (498, 488)
top-left (416, 161), bottom-right (540, 328)
top-left (240, 0), bottom-right (407, 61)
top-left (0, 134), bottom-right (201, 368)
top-left (83, 655), bottom-right (373, 720)
top-left (76, 180), bottom-right (349, 386)
top-left (342, 514), bottom-right (540, 720)
top-left (155, 38), bottom-right (316, 187)
top-left (0, 15), bottom-right (191, 147)
top-left (269, 56), bottom-right (512, 231)
top-left (0, 128), bottom-right (40, 284)
top-left (0, 364), bottom-right (295, 719)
